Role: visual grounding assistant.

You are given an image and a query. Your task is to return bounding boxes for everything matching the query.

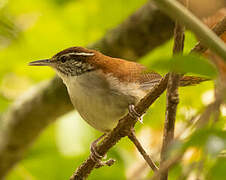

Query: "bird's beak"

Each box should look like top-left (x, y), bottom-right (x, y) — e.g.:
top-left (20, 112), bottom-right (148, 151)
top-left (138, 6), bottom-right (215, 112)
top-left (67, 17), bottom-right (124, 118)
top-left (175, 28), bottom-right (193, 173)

top-left (28, 59), bottom-right (54, 66)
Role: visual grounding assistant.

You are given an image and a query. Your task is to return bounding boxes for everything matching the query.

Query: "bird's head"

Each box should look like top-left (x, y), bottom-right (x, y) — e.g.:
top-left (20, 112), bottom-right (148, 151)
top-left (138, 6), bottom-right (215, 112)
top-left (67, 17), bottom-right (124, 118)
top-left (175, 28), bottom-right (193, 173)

top-left (29, 47), bottom-right (97, 77)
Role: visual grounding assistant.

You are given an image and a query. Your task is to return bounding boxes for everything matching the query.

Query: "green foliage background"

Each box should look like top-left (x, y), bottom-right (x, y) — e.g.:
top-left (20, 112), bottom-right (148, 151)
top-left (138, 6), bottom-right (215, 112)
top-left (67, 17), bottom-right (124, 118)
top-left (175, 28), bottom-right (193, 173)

top-left (0, 0), bottom-right (225, 179)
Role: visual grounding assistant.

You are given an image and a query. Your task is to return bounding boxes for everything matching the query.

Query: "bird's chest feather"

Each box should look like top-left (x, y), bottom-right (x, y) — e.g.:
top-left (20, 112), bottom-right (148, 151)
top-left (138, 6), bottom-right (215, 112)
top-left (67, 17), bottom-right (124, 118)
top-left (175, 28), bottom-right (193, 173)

top-left (61, 71), bottom-right (146, 132)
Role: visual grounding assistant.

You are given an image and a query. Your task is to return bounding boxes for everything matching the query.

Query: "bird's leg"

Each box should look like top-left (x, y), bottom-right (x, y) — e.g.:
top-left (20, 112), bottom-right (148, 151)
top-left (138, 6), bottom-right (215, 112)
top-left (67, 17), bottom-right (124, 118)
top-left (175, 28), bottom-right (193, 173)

top-left (128, 104), bottom-right (143, 123)
top-left (90, 134), bottom-right (115, 168)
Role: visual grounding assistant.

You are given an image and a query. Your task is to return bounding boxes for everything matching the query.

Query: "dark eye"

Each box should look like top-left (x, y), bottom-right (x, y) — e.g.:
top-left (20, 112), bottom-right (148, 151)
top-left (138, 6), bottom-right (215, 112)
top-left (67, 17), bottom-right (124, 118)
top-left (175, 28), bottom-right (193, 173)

top-left (60, 56), bottom-right (67, 63)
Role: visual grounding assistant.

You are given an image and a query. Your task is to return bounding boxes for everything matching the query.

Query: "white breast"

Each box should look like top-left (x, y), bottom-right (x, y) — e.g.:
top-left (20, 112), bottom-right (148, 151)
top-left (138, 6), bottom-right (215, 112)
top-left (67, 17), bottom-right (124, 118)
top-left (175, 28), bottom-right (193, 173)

top-left (58, 70), bottom-right (146, 132)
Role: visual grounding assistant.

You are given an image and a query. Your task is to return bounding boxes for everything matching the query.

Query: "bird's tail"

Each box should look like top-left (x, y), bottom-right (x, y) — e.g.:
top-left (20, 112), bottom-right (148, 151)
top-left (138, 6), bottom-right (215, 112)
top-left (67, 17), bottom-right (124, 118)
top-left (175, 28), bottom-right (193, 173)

top-left (179, 76), bottom-right (210, 86)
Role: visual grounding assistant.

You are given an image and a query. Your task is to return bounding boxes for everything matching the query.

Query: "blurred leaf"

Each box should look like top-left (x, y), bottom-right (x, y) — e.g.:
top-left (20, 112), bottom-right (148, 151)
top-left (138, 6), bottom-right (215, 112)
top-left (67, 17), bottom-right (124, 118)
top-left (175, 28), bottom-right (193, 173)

top-left (151, 54), bottom-right (218, 78)
top-left (7, 123), bottom-right (87, 180)
top-left (143, 92), bottom-right (166, 129)
top-left (169, 164), bottom-right (182, 180)
top-left (0, 13), bottom-right (18, 39)
top-left (207, 158), bottom-right (226, 180)
top-left (47, 0), bottom-right (74, 5)
top-left (184, 128), bottom-right (226, 150)
top-left (0, 95), bottom-right (10, 113)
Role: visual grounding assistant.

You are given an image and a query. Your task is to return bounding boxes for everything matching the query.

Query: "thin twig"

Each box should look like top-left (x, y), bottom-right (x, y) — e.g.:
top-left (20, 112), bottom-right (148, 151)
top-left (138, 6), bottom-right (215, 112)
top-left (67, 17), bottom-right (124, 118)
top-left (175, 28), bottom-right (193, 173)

top-left (157, 16), bottom-right (226, 180)
top-left (128, 128), bottom-right (158, 172)
top-left (191, 17), bottom-right (226, 54)
top-left (159, 22), bottom-right (185, 180)
top-left (69, 74), bottom-right (169, 180)
top-left (197, 84), bottom-right (226, 128)
top-left (152, 86), bottom-right (226, 180)
top-left (150, 153), bottom-right (183, 180)
top-left (153, 0), bottom-right (226, 61)
top-left (151, 87), bottom-right (225, 180)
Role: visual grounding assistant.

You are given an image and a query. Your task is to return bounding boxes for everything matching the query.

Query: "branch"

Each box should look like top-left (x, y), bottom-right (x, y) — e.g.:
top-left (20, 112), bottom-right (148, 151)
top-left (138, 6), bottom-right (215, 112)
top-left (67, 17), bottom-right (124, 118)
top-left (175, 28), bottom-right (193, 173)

top-left (159, 22), bottom-right (185, 180)
top-left (0, 78), bottom-right (73, 175)
top-left (128, 129), bottom-right (158, 172)
top-left (0, 2), bottom-right (175, 178)
top-left (178, 0), bottom-right (226, 18)
top-left (152, 84), bottom-right (226, 180)
top-left (150, 153), bottom-right (183, 180)
top-left (158, 10), bottom-right (226, 180)
top-left (191, 17), bottom-right (226, 54)
top-left (153, 72), bottom-right (226, 180)
top-left (153, 0), bottom-right (226, 61)
top-left (70, 75), bottom-right (169, 180)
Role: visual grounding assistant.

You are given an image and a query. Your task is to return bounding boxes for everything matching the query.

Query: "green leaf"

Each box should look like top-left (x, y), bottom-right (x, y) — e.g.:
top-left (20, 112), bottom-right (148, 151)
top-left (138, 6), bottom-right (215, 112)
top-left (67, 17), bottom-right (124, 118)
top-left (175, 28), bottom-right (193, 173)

top-left (183, 128), bottom-right (226, 150)
top-left (151, 54), bottom-right (218, 78)
top-left (207, 158), bottom-right (226, 180)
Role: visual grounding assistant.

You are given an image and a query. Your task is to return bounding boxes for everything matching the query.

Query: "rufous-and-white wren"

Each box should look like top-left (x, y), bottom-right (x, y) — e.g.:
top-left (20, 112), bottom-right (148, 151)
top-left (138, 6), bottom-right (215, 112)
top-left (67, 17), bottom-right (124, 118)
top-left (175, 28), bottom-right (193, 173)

top-left (29, 47), bottom-right (207, 133)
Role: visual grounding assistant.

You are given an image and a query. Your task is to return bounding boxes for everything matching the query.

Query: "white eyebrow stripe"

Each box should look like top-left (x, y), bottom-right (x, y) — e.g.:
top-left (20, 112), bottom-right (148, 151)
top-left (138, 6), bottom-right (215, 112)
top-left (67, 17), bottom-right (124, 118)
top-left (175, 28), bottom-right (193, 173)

top-left (67, 52), bottom-right (95, 56)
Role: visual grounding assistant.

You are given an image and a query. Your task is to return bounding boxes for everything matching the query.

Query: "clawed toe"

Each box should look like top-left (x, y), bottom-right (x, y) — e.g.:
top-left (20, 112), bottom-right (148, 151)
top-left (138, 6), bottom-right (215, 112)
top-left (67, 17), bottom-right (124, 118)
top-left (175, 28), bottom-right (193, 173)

top-left (128, 104), bottom-right (143, 123)
top-left (90, 134), bottom-right (115, 168)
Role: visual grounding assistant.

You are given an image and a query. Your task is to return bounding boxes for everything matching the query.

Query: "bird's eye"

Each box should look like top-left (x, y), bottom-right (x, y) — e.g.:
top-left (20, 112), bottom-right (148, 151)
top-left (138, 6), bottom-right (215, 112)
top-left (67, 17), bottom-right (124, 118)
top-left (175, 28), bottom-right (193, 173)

top-left (60, 56), bottom-right (67, 63)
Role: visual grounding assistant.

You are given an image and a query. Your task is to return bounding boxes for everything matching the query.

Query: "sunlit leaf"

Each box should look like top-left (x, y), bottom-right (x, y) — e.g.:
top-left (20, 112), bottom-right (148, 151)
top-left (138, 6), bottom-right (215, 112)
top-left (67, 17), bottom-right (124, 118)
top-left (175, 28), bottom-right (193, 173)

top-left (151, 54), bottom-right (218, 78)
top-left (207, 158), bottom-right (226, 180)
top-left (183, 128), bottom-right (226, 150)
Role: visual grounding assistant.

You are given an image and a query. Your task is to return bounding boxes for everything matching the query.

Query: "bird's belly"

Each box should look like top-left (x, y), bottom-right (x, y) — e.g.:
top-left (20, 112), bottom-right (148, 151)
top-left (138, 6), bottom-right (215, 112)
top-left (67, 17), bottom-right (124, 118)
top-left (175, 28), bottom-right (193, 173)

top-left (74, 95), bottom-right (128, 132)
top-left (67, 83), bottom-right (131, 132)
top-left (62, 72), bottom-right (146, 132)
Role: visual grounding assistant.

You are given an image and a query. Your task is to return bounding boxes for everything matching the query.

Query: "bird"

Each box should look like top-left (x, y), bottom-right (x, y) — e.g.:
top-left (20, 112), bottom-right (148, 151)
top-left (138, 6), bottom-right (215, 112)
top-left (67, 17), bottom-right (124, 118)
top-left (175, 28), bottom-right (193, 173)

top-left (29, 46), bottom-right (208, 164)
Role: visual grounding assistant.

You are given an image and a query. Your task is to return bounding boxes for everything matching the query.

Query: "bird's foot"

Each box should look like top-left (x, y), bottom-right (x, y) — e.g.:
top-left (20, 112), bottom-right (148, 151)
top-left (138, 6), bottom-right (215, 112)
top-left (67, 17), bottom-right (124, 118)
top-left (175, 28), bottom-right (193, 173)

top-left (90, 134), bottom-right (115, 168)
top-left (128, 104), bottom-right (143, 123)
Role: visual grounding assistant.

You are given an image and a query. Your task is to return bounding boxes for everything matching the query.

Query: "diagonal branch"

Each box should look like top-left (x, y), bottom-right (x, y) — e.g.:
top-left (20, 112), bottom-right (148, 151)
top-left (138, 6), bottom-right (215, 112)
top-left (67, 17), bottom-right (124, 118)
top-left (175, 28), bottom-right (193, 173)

top-left (191, 17), bottom-right (226, 54)
top-left (159, 22), bottom-right (185, 180)
top-left (153, 0), bottom-right (226, 61)
top-left (128, 128), bottom-right (158, 172)
top-left (70, 74), bottom-right (170, 180)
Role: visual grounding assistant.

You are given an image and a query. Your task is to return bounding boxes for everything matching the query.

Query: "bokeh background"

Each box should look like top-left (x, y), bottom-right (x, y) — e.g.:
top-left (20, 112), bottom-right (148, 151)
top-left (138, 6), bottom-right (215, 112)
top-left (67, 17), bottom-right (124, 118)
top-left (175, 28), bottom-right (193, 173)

top-left (0, 0), bottom-right (225, 179)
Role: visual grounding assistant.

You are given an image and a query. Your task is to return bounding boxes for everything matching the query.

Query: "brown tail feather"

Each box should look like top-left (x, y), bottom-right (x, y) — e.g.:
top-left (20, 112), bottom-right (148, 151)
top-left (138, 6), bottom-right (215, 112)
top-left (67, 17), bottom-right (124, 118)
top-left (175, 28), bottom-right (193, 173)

top-left (179, 76), bottom-right (210, 86)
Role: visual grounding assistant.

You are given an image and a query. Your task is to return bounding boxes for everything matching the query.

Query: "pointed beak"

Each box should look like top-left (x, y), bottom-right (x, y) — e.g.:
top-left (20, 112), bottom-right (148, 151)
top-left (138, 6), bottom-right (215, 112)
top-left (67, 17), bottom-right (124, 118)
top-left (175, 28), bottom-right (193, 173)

top-left (28, 59), bottom-right (54, 66)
